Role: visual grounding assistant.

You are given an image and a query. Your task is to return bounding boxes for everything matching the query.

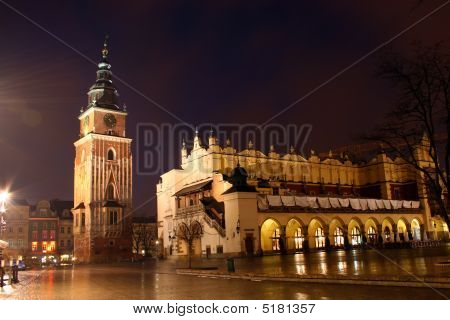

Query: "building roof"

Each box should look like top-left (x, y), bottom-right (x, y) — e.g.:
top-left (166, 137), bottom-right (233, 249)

top-left (102, 200), bottom-right (124, 208)
top-left (132, 216), bottom-right (156, 224)
top-left (9, 199), bottom-right (29, 206)
top-left (73, 202), bottom-right (85, 210)
top-left (50, 200), bottom-right (74, 219)
top-left (222, 185), bottom-right (257, 195)
top-left (50, 200), bottom-right (74, 213)
top-left (173, 180), bottom-right (212, 197)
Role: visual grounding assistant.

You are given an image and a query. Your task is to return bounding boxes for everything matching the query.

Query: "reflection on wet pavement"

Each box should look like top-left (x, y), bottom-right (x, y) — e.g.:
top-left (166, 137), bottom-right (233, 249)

top-left (2, 247), bottom-right (449, 300)
top-left (231, 247), bottom-right (450, 278)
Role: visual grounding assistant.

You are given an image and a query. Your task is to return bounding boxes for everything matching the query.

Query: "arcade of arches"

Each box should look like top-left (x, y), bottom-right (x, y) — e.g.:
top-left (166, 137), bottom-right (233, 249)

top-left (259, 216), bottom-right (449, 252)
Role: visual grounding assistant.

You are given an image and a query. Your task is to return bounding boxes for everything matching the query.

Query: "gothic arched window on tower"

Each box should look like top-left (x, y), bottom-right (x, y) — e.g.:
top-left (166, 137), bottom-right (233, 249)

top-left (107, 148), bottom-right (115, 161)
top-left (107, 184), bottom-right (115, 200)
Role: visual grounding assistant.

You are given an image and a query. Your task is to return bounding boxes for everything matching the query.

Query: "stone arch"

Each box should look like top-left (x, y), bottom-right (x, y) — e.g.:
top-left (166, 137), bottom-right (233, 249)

top-left (107, 147), bottom-right (116, 161)
top-left (348, 218), bottom-right (364, 246)
top-left (329, 217), bottom-right (346, 247)
top-left (365, 217), bottom-right (379, 245)
top-left (285, 218), bottom-right (306, 251)
top-left (381, 217), bottom-right (395, 243)
top-left (397, 218), bottom-right (410, 242)
top-left (260, 218), bottom-right (282, 252)
top-left (431, 217), bottom-right (449, 241)
top-left (308, 217), bottom-right (327, 249)
top-left (410, 218), bottom-right (421, 241)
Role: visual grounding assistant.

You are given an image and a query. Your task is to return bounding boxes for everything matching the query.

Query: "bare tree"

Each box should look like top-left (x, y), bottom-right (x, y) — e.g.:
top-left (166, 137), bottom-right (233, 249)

top-left (131, 223), bottom-right (156, 257)
top-left (175, 215), bottom-right (203, 269)
top-left (366, 43), bottom-right (450, 226)
top-left (131, 224), bottom-right (143, 256)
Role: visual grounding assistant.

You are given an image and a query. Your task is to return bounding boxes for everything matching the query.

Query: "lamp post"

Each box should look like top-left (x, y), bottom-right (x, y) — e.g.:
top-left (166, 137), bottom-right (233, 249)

top-left (0, 191), bottom-right (10, 238)
top-left (0, 191), bottom-right (9, 287)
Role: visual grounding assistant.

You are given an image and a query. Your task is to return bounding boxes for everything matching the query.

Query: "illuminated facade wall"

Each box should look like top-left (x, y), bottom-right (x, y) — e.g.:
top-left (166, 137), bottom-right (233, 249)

top-left (157, 133), bottom-right (448, 257)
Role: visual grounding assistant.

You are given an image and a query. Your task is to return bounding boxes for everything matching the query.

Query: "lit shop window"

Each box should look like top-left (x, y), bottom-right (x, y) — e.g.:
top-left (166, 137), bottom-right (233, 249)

top-left (48, 241), bottom-right (56, 252)
top-left (32, 242), bottom-right (38, 251)
top-left (351, 227), bottom-right (362, 245)
top-left (315, 228), bottom-right (325, 248)
top-left (334, 228), bottom-right (344, 247)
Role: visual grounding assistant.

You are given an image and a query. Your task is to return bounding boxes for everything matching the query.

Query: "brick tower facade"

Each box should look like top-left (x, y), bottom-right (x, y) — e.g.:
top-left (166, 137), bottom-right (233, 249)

top-left (73, 39), bottom-right (133, 263)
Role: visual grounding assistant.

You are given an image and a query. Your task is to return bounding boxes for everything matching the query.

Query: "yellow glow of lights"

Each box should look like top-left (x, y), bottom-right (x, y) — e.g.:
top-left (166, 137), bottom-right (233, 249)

top-left (0, 191), bottom-right (9, 202)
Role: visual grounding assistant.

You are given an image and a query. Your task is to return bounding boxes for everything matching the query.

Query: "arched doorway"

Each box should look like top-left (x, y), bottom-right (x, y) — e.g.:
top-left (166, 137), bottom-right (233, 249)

top-left (315, 228), bottom-right (325, 248)
top-left (329, 218), bottom-right (345, 247)
top-left (351, 227), bottom-right (362, 246)
top-left (397, 219), bottom-right (409, 241)
top-left (333, 228), bottom-right (345, 247)
top-left (365, 218), bottom-right (379, 245)
top-left (384, 226), bottom-right (391, 242)
top-left (411, 219), bottom-right (421, 241)
top-left (308, 218), bottom-right (326, 249)
top-left (381, 218), bottom-right (394, 243)
top-left (348, 218), bottom-right (363, 246)
top-left (432, 218), bottom-right (449, 240)
top-left (260, 218), bottom-right (282, 252)
top-left (367, 226), bottom-right (377, 245)
top-left (286, 219), bottom-right (304, 251)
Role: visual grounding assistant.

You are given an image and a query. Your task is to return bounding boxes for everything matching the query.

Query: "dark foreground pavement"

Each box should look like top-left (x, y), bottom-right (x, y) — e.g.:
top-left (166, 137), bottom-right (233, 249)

top-left (1, 247), bottom-right (449, 300)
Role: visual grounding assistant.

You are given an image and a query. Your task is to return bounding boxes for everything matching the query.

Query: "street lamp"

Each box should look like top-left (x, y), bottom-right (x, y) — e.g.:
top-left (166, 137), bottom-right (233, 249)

top-left (0, 191), bottom-right (10, 235)
top-left (0, 191), bottom-right (9, 214)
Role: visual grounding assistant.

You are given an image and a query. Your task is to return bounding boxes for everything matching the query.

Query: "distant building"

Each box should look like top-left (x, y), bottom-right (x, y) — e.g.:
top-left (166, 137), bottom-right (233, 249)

top-left (157, 131), bottom-right (449, 257)
top-left (131, 216), bottom-right (157, 257)
top-left (1, 199), bottom-right (30, 262)
top-left (28, 200), bottom-right (73, 264)
top-left (52, 200), bottom-right (74, 263)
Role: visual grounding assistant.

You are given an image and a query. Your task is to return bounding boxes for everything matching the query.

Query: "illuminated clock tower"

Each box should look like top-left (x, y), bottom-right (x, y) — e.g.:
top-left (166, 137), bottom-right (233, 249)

top-left (73, 39), bottom-right (133, 263)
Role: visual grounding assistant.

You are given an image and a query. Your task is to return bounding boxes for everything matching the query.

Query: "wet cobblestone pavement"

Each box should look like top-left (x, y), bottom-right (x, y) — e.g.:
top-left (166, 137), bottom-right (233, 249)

top-left (2, 247), bottom-right (449, 300)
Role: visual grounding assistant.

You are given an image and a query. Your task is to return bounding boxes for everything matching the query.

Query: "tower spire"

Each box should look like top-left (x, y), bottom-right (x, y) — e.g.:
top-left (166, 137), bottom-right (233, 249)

top-left (102, 35), bottom-right (109, 62)
top-left (83, 36), bottom-right (120, 112)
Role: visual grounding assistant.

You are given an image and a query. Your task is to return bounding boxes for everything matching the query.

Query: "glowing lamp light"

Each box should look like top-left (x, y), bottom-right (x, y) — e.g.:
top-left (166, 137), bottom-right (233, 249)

top-left (0, 191), bottom-right (9, 203)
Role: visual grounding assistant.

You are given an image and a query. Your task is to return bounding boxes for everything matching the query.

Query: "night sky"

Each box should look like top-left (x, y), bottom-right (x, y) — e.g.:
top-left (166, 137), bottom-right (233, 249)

top-left (0, 1), bottom-right (449, 216)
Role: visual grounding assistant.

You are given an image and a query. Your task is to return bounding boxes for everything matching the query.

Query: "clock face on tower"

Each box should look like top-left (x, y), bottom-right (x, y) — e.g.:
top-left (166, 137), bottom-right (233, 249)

top-left (103, 113), bottom-right (117, 128)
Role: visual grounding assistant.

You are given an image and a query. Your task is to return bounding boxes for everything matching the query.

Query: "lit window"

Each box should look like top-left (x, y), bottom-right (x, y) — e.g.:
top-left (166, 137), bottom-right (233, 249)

top-left (42, 241), bottom-right (48, 251)
top-left (48, 241), bottom-right (56, 251)
top-left (351, 227), bottom-right (362, 245)
top-left (31, 242), bottom-right (38, 251)
top-left (272, 228), bottom-right (280, 251)
top-left (107, 149), bottom-right (115, 161)
top-left (294, 228), bottom-right (304, 250)
top-left (315, 228), bottom-right (325, 248)
top-left (367, 226), bottom-right (377, 244)
top-left (334, 227), bottom-right (344, 247)
top-left (384, 227), bottom-right (391, 242)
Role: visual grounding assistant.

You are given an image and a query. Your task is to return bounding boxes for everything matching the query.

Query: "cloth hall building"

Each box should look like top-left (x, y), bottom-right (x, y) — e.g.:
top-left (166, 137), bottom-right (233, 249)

top-left (157, 131), bottom-right (449, 257)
